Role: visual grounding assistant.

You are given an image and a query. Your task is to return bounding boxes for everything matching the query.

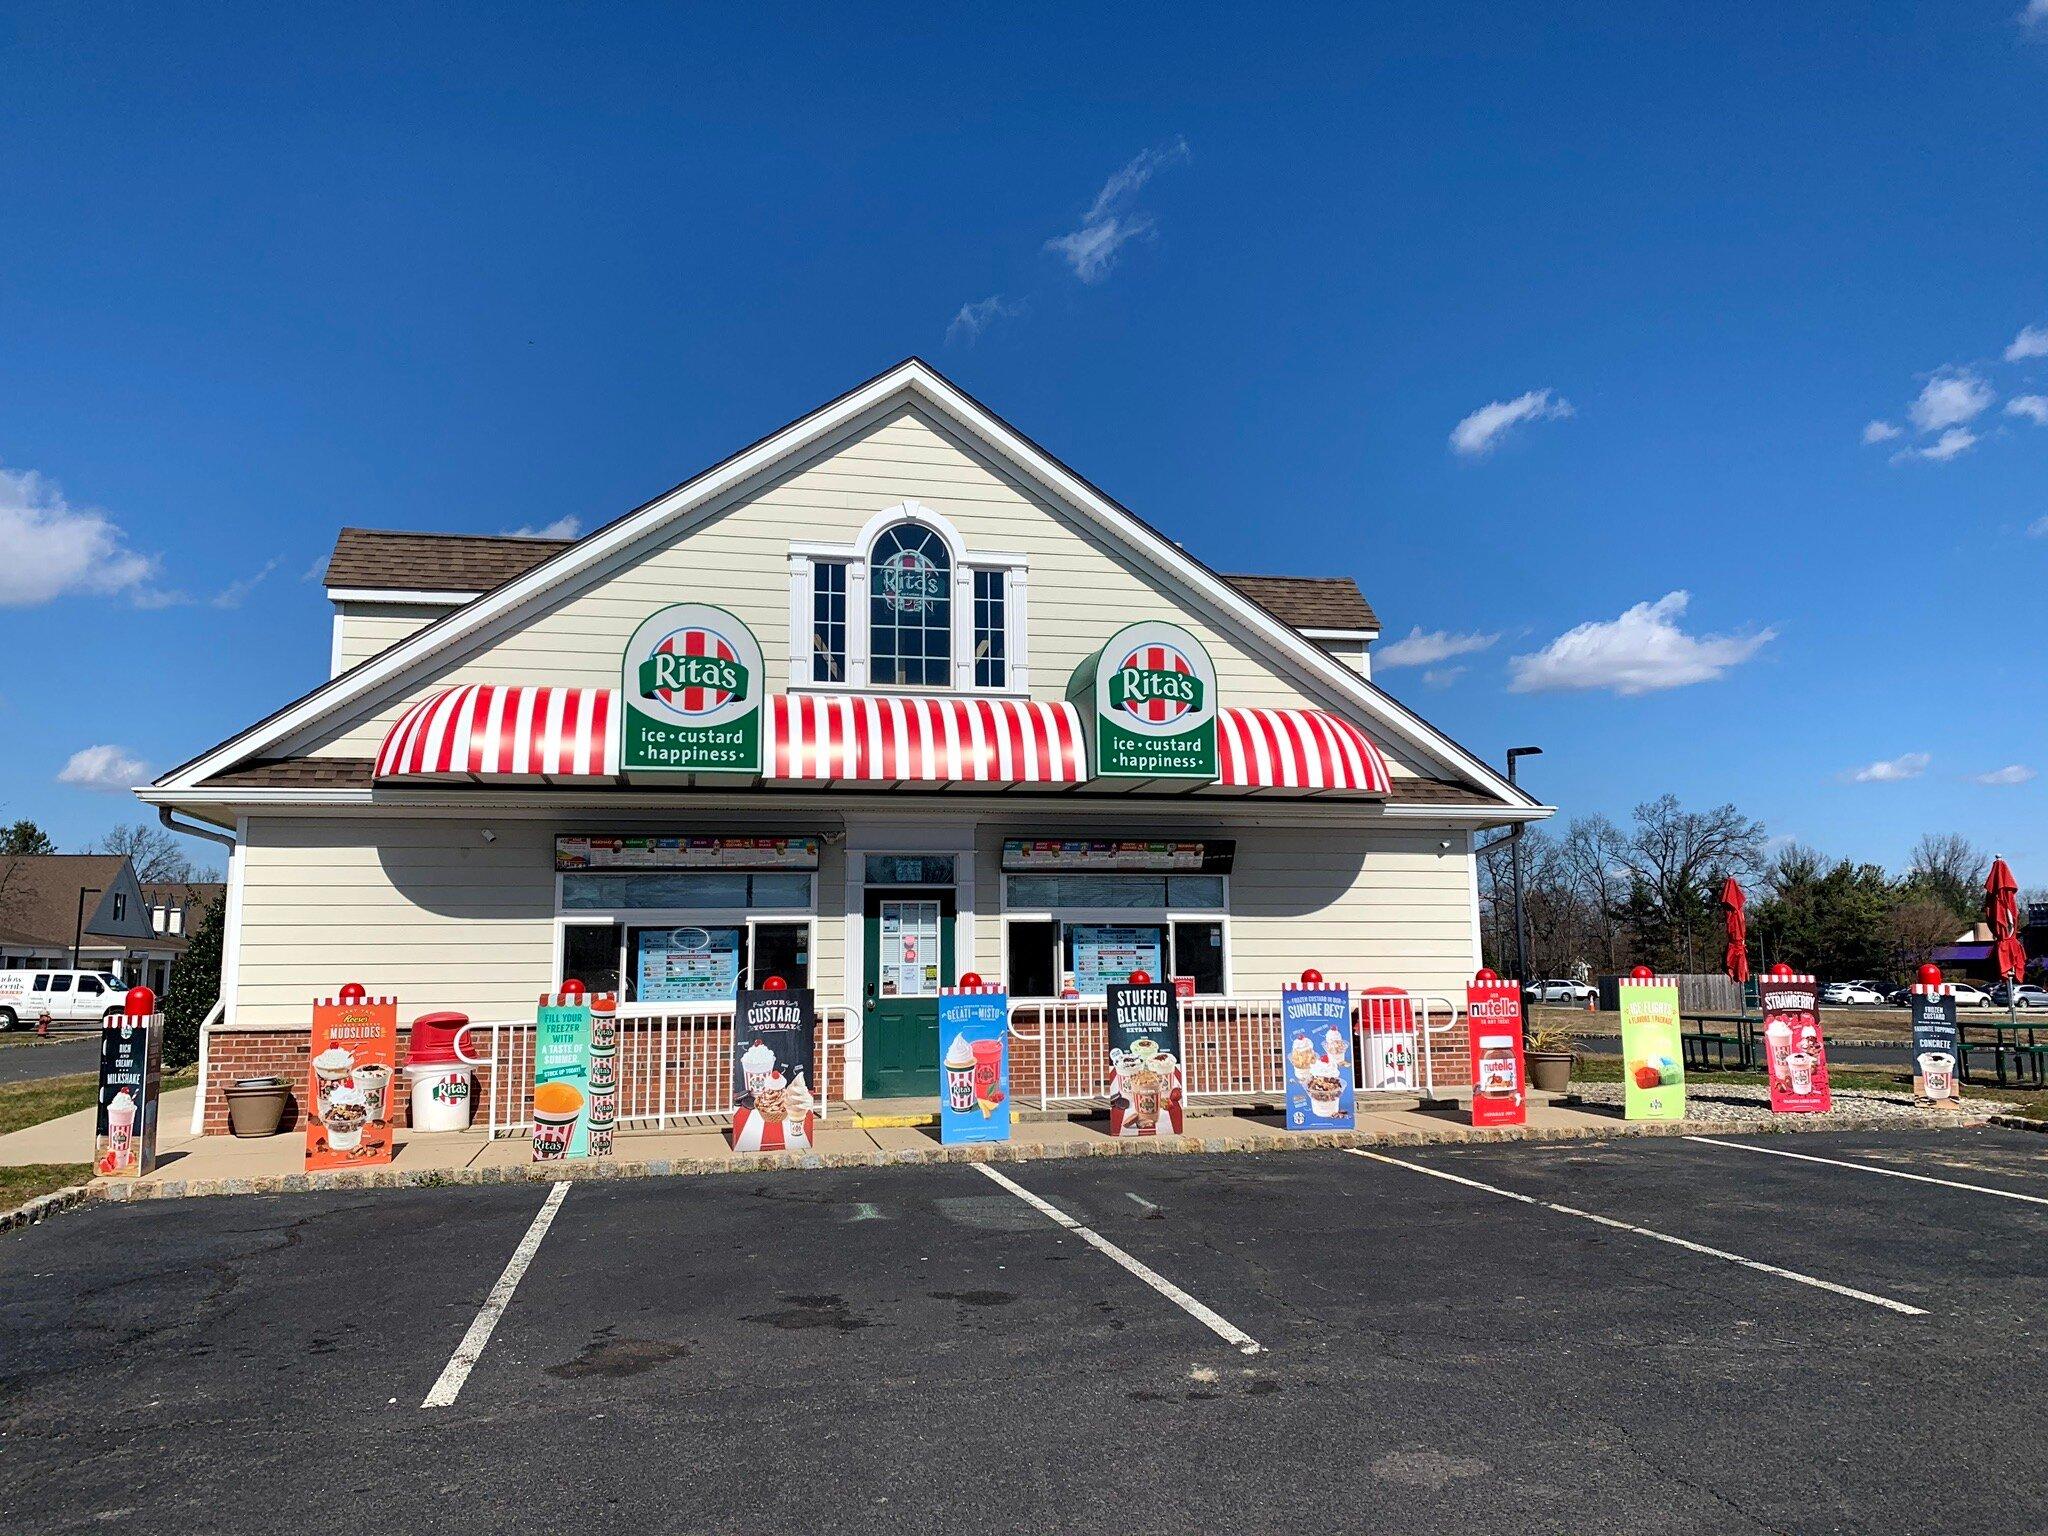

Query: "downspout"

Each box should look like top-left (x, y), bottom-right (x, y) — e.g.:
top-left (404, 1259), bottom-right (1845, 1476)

top-left (159, 809), bottom-right (238, 1136)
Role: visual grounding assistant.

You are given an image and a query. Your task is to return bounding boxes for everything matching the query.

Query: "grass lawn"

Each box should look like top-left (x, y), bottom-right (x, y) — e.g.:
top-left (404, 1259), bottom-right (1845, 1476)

top-left (0, 1064), bottom-right (198, 1138)
top-left (0, 1162), bottom-right (93, 1208)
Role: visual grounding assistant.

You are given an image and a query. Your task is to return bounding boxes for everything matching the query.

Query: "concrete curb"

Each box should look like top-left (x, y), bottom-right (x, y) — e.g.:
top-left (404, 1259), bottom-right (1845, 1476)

top-left (86, 1109), bottom-right (2000, 1205)
top-left (1987, 1114), bottom-right (2048, 1135)
top-left (0, 1183), bottom-right (99, 1231)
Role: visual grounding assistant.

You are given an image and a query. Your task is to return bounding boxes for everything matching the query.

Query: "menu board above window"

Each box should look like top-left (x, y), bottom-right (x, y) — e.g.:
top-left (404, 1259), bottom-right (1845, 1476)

top-left (557, 835), bottom-right (821, 873)
top-left (1001, 839), bottom-right (1233, 874)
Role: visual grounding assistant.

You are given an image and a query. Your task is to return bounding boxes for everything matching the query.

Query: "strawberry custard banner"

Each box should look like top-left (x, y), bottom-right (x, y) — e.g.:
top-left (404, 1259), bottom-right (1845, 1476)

top-left (307, 987), bottom-right (398, 1172)
top-left (1757, 972), bottom-right (1831, 1113)
top-left (1465, 980), bottom-right (1527, 1128)
top-left (1619, 976), bottom-right (1685, 1121)
top-left (532, 992), bottom-right (596, 1162)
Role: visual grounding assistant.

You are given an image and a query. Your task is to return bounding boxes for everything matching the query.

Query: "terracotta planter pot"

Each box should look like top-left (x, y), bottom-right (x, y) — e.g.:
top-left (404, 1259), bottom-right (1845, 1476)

top-left (1526, 1050), bottom-right (1574, 1095)
top-left (225, 1081), bottom-right (291, 1138)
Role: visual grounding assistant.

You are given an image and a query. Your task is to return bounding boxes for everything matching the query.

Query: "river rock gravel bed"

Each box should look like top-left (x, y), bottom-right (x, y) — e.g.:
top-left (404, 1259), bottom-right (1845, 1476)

top-left (1567, 1081), bottom-right (2014, 1124)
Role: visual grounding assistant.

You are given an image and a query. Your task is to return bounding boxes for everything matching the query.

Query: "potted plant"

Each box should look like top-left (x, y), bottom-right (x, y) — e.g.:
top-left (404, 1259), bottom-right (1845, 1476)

top-left (1523, 1016), bottom-right (1577, 1095)
top-left (224, 1076), bottom-right (292, 1137)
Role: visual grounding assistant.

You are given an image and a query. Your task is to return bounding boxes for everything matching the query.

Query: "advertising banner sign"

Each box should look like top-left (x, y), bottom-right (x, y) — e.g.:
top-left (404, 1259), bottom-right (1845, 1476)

top-left (532, 993), bottom-right (594, 1162)
top-left (732, 987), bottom-right (817, 1152)
top-left (1071, 621), bottom-right (1219, 779)
top-left (1466, 980), bottom-right (1527, 1128)
top-left (938, 986), bottom-right (1010, 1144)
top-left (585, 996), bottom-right (620, 1156)
top-left (1757, 972), bottom-right (1831, 1113)
top-left (306, 989), bottom-right (399, 1171)
top-left (1282, 983), bottom-right (1355, 1130)
top-left (1619, 976), bottom-right (1685, 1121)
top-left (1105, 982), bottom-right (1184, 1136)
top-left (557, 835), bottom-right (818, 871)
top-left (620, 604), bottom-right (765, 774)
top-left (1909, 985), bottom-right (1962, 1108)
top-left (94, 1003), bottom-right (163, 1180)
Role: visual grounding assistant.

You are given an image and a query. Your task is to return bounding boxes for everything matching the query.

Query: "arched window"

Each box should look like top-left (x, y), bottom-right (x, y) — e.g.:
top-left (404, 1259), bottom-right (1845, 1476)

top-left (868, 523), bottom-right (952, 686)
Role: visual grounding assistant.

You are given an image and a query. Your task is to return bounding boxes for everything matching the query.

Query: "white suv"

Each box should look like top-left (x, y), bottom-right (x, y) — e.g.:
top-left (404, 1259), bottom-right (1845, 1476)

top-left (0, 970), bottom-right (128, 1030)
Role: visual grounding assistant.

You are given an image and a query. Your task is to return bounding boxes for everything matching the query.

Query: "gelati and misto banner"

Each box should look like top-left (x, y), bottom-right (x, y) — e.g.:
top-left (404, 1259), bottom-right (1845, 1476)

top-left (307, 990), bottom-right (398, 1172)
top-left (1105, 982), bottom-right (1184, 1137)
top-left (732, 987), bottom-right (817, 1152)
top-left (532, 993), bottom-right (595, 1162)
top-left (1909, 986), bottom-right (1962, 1108)
top-left (1281, 983), bottom-right (1354, 1130)
top-left (1618, 976), bottom-right (1685, 1121)
top-left (1465, 979), bottom-right (1527, 1128)
top-left (938, 986), bottom-right (1010, 1145)
top-left (95, 1004), bottom-right (162, 1180)
top-left (1757, 972), bottom-right (1831, 1114)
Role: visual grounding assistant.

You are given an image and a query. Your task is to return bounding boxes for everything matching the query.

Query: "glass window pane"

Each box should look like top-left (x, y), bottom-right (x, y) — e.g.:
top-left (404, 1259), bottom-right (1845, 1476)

top-left (869, 525), bottom-right (950, 687)
top-left (1172, 921), bottom-right (1226, 994)
top-left (1006, 874), bottom-right (1166, 908)
top-left (1168, 876), bottom-right (1226, 909)
top-left (562, 872), bottom-right (749, 910)
top-left (747, 872), bottom-right (812, 908)
top-left (1064, 924), bottom-right (1165, 994)
top-left (865, 855), bottom-right (956, 885)
top-left (630, 924), bottom-right (742, 1003)
top-left (811, 562), bottom-right (847, 684)
top-left (1007, 919), bottom-right (1057, 997)
top-left (972, 569), bottom-right (1006, 689)
top-left (750, 923), bottom-right (810, 991)
top-left (562, 923), bottom-right (623, 996)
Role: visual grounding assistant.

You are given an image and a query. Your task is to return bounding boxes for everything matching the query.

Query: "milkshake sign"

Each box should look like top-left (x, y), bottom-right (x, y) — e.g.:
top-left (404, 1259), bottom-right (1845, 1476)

top-left (95, 991), bottom-right (163, 1180)
top-left (1758, 971), bottom-right (1831, 1114)
top-left (1072, 621), bottom-right (1219, 780)
top-left (620, 603), bottom-right (764, 773)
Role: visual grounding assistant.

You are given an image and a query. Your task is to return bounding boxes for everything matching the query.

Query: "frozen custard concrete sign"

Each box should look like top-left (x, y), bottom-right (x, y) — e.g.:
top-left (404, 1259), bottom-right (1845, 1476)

top-left (621, 604), bottom-right (764, 773)
top-left (1072, 621), bottom-right (1219, 779)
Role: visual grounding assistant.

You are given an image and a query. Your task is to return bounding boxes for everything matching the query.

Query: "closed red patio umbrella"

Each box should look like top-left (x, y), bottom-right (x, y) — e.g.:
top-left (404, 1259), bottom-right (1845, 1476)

top-left (1721, 877), bottom-right (1750, 985)
top-left (1986, 857), bottom-right (2027, 985)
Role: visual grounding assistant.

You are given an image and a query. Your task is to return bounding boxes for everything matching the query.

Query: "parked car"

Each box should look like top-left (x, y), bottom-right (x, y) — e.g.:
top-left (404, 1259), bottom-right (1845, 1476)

top-left (1988, 982), bottom-right (2048, 1010)
top-left (0, 969), bottom-right (127, 1030)
top-left (1525, 978), bottom-right (1597, 1004)
top-left (1821, 981), bottom-right (1887, 1006)
top-left (1949, 982), bottom-right (1995, 1009)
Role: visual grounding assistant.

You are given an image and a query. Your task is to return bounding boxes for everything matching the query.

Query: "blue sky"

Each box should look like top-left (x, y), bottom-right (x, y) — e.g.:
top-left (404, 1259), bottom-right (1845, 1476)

top-left (3, 3), bottom-right (2045, 876)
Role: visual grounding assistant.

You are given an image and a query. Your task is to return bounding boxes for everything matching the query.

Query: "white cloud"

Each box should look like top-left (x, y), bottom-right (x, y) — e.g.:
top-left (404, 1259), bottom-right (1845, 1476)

top-left (1449, 389), bottom-right (1575, 456)
top-left (56, 744), bottom-right (150, 793)
top-left (1845, 752), bottom-right (1930, 784)
top-left (1907, 369), bottom-right (1994, 434)
top-left (1045, 138), bottom-right (1188, 283)
top-left (211, 557), bottom-right (280, 610)
top-left (1375, 626), bottom-right (1501, 670)
top-left (2029, 515), bottom-right (2048, 538)
top-left (2006, 395), bottom-right (2048, 426)
top-left (1893, 427), bottom-right (1978, 464)
top-left (2005, 322), bottom-right (2048, 359)
top-left (1973, 764), bottom-right (2037, 786)
top-left (945, 294), bottom-right (1026, 346)
top-left (1420, 666), bottom-right (1466, 688)
top-left (1861, 419), bottom-right (1902, 444)
top-left (0, 465), bottom-right (157, 608)
top-left (2024, 0), bottom-right (2048, 29)
top-left (502, 516), bottom-right (580, 540)
top-left (1507, 591), bottom-right (1774, 696)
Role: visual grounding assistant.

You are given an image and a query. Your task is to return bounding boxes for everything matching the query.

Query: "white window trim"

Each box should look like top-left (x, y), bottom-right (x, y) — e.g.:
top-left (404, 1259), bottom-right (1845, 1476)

top-left (551, 872), bottom-right (818, 1010)
top-left (788, 500), bottom-right (1029, 695)
top-left (998, 872), bottom-right (1232, 1000)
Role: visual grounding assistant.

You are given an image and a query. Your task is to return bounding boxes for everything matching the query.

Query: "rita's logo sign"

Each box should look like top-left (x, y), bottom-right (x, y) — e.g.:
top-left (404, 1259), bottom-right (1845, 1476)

top-left (620, 604), bottom-right (764, 774)
top-left (1110, 644), bottom-right (1205, 724)
top-left (1073, 621), bottom-right (1220, 780)
top-left (637, 627), bottom-right (749, 717)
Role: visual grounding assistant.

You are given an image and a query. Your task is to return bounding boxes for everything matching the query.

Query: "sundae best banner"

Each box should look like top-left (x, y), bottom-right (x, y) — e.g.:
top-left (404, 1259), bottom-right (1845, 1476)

top-left (732, 986), bottom-right (818, 1152)
top-left (1909, 984), bottom-right (1962, 1109)
top-left (1465, 978), bottom-right (1527, 1128)
top-left (937, 983), bottom-right (1010, 1145)
top-left (1281, 982), bottom-right (1355, 1130)
top-left (1757, 971), bottom-right (1831, 1114)
top-left (94, 993), bottom-right (162, 1180)
top-left (1105, 980), bottom-right (1185, 1136)
top-left (306, 987), bottom-right (398, 1171)
top-left (1618, 975), bottom-right (1685, 1121)
top-left (531, 991), bottom-right (596, 1162)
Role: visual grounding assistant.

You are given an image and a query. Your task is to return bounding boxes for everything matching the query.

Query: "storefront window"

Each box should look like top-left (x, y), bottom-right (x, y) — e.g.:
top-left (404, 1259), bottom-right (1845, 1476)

top-left (561, 872), bottom-right (809, 910)
top-left (869, 524), bottom-right (952, 687)
top-left (632, 925), bottom-right (742, 1002)
top-left (1003, 872), bottom-right (1229, 999)
top-left (812, 560), bottom-right (847, 682)
top-left (1067, 923), bottom-right (1165, 993)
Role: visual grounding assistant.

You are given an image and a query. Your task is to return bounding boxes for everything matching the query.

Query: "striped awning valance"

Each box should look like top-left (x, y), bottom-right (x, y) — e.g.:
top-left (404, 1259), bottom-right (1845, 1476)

top-left (767, 694), bottom-right (1085, 784)
top-left (375, 685), bottom-right (618, 779)
top-left (1216, 707), bottom-right (1392, 794)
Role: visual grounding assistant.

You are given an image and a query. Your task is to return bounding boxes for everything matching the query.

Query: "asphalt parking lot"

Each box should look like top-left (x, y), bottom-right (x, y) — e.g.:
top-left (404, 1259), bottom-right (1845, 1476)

top-left (6, 1127), bottom-right (2047, 1534)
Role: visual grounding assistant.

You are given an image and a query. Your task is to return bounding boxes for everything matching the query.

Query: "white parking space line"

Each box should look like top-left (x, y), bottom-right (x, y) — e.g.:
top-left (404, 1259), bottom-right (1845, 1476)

top-left (421, 1183), bottom-right (571, 1409)
top-left (1346, 1149), bottom-right (1927, 1318)
top-left (974, 1164), bottom-right (1261, 1354)
top-left (1685, 1136), bottom-right (2048, 1207)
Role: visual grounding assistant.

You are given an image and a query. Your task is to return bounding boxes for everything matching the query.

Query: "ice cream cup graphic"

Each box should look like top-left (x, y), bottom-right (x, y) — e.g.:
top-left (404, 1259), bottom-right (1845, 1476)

top-left (324, 1085), bottom-right (368, 1152)
top-left (944, 1032), bottom-right (976, 1111)
top-left (531, 1080), bottom-right (584, 1159)
top-left (312, 1045), bottom-right (355, 1117)
top-left (1289, 1035), bottom-right (1317, 1083)
top-left (1306, 1072), bottom-right (1345, 1117)
top-left (1786, 1050), bottom-right (1816, 1097)
top-left (1918, 1051), bottom-right (1955, 1100)
top-left (353, 1063), bottom-right (392, 1123)
top-left (106, 1089), bottom-right (137, 1170)
top-left (741, 1039), bottom-right (776, 1100)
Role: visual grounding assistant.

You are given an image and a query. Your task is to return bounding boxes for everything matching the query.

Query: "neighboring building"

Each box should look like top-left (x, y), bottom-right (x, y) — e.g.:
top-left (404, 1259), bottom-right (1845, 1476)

top-left (1935, 906), bottom-right (2048, 983)
top-left (140, 881), bottom-right (225, 942)
top-left (141, 359), bottom-right (1550, 1131)
top-left (0, 855), bottom-right (183, 994)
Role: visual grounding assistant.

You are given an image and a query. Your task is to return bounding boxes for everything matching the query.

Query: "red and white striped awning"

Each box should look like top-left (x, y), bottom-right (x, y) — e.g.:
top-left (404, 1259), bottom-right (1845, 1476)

top-left (376, 685), bottom-right (618, 779)
top-left (768, 694), bottom-right (1084, 784)
top-left (1217, 707), bottom-right (1391, 794)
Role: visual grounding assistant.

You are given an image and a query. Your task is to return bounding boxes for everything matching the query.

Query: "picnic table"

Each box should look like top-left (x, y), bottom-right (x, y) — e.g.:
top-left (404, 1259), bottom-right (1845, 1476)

top-left (1680, 1012), bottom-right (1755, 1071)
top-left (1958, 1016), bottom-right (2048, 1089)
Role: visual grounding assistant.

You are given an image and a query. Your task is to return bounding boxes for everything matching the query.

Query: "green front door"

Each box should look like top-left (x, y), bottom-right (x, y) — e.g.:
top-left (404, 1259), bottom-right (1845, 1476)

top-left (862, 888), bottom-right (956, 1098)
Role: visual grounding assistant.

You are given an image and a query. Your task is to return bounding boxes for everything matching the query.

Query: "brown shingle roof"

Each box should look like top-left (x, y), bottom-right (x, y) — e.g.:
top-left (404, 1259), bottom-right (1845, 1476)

top-left (1220, 574), bottom-right (1378, 633)
top-left (0, 855), bottom-right (133, 948)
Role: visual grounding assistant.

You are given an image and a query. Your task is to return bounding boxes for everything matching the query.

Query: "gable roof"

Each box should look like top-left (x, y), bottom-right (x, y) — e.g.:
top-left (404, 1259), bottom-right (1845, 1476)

top-left (150, 358), bottom-right (1539, 812)
top-left (0, 855), bottom-right (142, 948)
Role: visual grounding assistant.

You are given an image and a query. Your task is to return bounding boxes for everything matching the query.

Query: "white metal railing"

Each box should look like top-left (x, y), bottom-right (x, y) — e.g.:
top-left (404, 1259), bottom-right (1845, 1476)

top-left (1007, 992), bottom-right (1463, 1110)
top-left (455, 1004), bottom-right (863, 1138)
top-left (187, 996), bottom-right (229, 1136)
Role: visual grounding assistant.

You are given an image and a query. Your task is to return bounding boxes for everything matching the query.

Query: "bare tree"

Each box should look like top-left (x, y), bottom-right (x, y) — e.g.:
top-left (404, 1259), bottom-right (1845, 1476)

top-left (1905, 833), bottom-right (1989, 919)
top-left (89, 823), bottom-right (219, 884)
top-left (1887, 897), bottom-right (1962, 976)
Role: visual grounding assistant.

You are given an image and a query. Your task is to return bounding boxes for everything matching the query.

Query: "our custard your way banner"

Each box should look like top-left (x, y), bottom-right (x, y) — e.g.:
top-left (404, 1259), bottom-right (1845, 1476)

top-left (731, 986), bottom-right (817, 1152)
top-left (1618, 973), bottom-right (1685, 1121)
top-left (1757, 971), bottom-right (1831, 1114)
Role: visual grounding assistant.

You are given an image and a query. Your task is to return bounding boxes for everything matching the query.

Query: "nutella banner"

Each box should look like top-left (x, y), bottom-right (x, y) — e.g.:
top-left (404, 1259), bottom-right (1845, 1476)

top-left (1282, 983), bottom-right (1354, 1130)
top-left (532, 992), bottom-right (595, 1162)
top-left (732, 987), bottom-right (817, 1152)
top-left (95, 1000), bottom-right (163, 1180)
top-left (938, 986), bottom-right (1010, 1145)
top-left (1909, 986), bottom-right (1962, 1108)
top-left (1758, 973), bottom-right (1831, 1114)
top-left (307, 988), bottom-right (398, 1171)
top-left (1619, 976), bottom-right (1685, 1121)
top-left (1465, 980), bottom-right (1527, 1128)
top-left (1105, 982), bottom-right (1185, 1137)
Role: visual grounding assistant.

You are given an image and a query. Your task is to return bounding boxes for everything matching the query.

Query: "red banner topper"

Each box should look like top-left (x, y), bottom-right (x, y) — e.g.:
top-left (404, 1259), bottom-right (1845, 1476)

top-left (1465, 980), bottom-right (1526, 1126)
top-left (307, 991), bottom-right (399, 1172)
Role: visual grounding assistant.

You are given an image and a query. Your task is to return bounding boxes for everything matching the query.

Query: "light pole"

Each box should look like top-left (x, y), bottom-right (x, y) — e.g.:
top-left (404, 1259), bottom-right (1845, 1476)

top-left (1506, 748), bottom-right (1543, 982)
top-left (71, 886), bottom-right (101, 970)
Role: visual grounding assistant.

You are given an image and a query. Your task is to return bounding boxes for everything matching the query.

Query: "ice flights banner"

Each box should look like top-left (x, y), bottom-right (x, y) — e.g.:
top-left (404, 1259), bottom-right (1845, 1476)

top-left (1619, 975), bottom-right (1685, 1121)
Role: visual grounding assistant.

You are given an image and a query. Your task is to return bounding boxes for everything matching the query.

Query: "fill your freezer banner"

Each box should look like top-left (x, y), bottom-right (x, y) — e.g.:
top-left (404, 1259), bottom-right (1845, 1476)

top-left (1105, 982), bottom-right (1184, 1137)
top-left (1618, 976), bottom-right (1685, 1121)
top-left (307, 990), bottom-right (398, 1172)
top-left (1281, 983), bottom-right (1354, 1130)
top-left (938, 987), bottom-right (1010, 1145)
top-left (1909, 987), bottom-right (1961, 1107)
top-left (532, 993), bottom-right (597, 1162)
top-left (1757, 973), bottom-right (1831, 1114)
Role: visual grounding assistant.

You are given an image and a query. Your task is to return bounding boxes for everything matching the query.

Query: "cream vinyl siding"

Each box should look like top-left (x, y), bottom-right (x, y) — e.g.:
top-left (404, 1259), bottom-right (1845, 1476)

top-left (231, 816), bottom-right (844, 1029)
top-left (333, 602), bottom-right (458, 675)
top-left (283, 405), bottom-right (1426, 777)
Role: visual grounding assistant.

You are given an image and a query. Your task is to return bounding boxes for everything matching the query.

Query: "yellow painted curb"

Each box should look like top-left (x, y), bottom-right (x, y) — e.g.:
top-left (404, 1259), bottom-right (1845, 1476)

top-left (854, 1112), bottom-right (939, 1129)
